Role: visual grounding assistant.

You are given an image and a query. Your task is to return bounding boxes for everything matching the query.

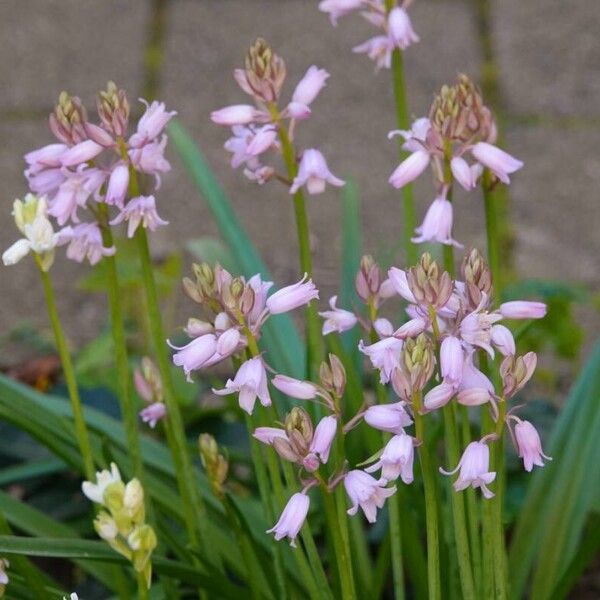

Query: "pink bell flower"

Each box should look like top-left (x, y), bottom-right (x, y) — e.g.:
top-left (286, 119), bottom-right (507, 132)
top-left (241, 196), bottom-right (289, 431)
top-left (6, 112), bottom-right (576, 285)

top-left (441, 441), bottom-right (496, 499)
top-left (60, 139), bottom-right (104, 167)
top-left (514, 419), bottom-right (552, 472)
top-left (388, 118), bottom-right (431, 153)
top-left (364, 401), bottom-right (413, 434)
top-left (440, 335), bottom-right (464, 384)
top-left (289, 149), bottom-right (345, 195)
top-left (286, 66), bottom-right (330, 120)
top-left (211, 104), bottom-right (262, 126)
top-left (267, 492), bottom-right (310, 547)
top-left (450, 156), bottom-right (477, 191)
top-left (387, 7), bottom-right (419, 50)
top-left (213, 357), bottom-right (271, 414)
top-left (245, 125), bottom-right (278, 157)
top-left (412, 195), bottom-right (462, 247)
top-left (105, 163), bottom-right (129, 208)
top-left (456, 353), bottom-right (494, 406)
top-left (318, 0), bottom-right (364, 26)
top-left (344, 470), bottom-right (396, 523)
top-left (128, 135), bottom-right (171, 187)
top-left (471, 142), bottom-right (523, 184)
top-left (266, 274), bottom-right (319, 314)
top-left (272, 374), bottom-right (318, 400)
top-left (109, 195), bottom-right (168, 238)
top-left (359, 336), bottom-right (403, 383)
top-left (491, 324), bottom-right (516, 356)
top-left (58, 222), bottom-right (115, 265)
top-left (139, 402), bottom-right (166, 429)
top-left (365, 433), bottom-right (414, 484)
top-left (423, 381), bottom-right (455, 411)
top-left (309, 416), bottom-right (337, 463)
top-left (25, 143), bottom-right (68, 169)
top-left (353, 35), bottom-right (393, 70)
top-left (253, 427), bottom-right (288, 445)
top-left (389, 149), bottom-right (430, 189)
top-left (499, 301), bottom-right (547, 320)
top-left (387, 267), bottom-right (417, 303)
top-left (169, 333), bottom-right (218, 381)
top-left (319, 295), bottom-right (357, 335)
top-left (128, 100), bottom-right (176, 147)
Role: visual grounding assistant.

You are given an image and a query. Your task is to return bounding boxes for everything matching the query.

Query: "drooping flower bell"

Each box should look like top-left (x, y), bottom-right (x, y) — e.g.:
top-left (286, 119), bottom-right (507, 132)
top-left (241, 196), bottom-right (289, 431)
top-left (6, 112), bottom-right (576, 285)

top-left (344, 469), bottom-right (396, 523)
top-left (440, 440), bottom-right (496, 499)
top-left (267, 492), bottom-right (310, 547)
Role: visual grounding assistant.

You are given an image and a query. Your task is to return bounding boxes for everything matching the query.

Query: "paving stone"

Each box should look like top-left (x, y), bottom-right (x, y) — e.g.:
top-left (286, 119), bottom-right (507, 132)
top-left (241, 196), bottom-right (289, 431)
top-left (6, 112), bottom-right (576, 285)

top-left (0, 0), bottom-right (149, 110)
top-left (493, 0), bottom-right (600, 117)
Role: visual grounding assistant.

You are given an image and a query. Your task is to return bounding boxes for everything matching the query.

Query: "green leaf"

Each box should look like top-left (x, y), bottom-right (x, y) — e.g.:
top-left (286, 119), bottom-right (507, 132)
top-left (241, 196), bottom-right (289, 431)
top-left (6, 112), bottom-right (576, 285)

top-left (168, 119), bottom-right (304, 377)
top-left (0, 535), bottom-right (245, 598)
top-left (509, 339), bottom-right (600, 598)
top-left (0, 458), bottom-right (66, 486)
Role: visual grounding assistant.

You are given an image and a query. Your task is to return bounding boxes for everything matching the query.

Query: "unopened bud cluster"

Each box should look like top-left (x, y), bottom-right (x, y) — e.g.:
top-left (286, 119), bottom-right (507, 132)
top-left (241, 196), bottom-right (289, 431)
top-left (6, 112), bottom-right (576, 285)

top-left (199, 434), bottom-right (229, 499)
top-left (82, 464), bottom-right (156, 589)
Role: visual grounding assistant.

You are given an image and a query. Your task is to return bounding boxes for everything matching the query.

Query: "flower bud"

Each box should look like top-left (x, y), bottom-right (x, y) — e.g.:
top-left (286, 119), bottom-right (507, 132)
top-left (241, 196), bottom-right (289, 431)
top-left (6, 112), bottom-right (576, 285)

top-left (461, 248), bottom-right (492, 308)
top-left (319, 353), bottom-right (346, 397)
top-left (193, 262), bottom-right (216, 298)
top-left (500, 352), bottom-right (537, 398)
top-left (285, 407), bottom-right (314, 455)
top-left (97, 81), bottom-right (130, 137)
top-left (94, 512), bottom-right (119, 542)
top-left (49, 91), bottom-right (88, 144)
top-left (123, 479), bottom-right (145, 524)
top-left (407, 253), bottom-right (453, 309)
top-left (355, 255), bottom-right (381, 301)
top-left (199, 433), bottom-right (229, 498)
top-left (238, 38), bottom-right (287, 103)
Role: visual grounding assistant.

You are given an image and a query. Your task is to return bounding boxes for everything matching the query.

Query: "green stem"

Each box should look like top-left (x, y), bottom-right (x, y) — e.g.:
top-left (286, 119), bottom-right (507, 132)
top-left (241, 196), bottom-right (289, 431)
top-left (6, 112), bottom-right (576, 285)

top-left (97, 206), bottom-right (143, 480)
top-left (134, 226), bottom-right (205, 552)
top-left (137, 572), bottom-right (149, 600)
top-left (274, 109), bottom-right (323, 380)
top-left (412, 391), bottom-right (441, 600)
top-left (442, 405), bottom-right (476, 600)
top-left (37, 260), bottom-right (95, 480)
top-left (483, 172), bottom-right (502, 296)
top-left (321, 483), bottom-right (357, 600)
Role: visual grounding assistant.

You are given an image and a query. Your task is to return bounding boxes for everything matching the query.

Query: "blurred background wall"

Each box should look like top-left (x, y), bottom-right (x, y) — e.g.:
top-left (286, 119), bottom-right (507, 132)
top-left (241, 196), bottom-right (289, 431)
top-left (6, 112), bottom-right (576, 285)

top-left (1, 0), bottom-right (598, 359)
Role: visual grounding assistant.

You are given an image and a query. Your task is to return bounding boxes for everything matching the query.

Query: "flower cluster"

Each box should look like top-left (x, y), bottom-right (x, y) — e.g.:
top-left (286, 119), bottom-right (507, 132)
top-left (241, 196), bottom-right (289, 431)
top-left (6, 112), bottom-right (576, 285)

top-left (21, 83), bottom-right (172, 265)
top-left (389, 75), bottom-right (523, 246)
top-left (134, 357), bottom-right (166, 428)
top-left (170, 262), bottom-right (318, 394)
top-left (82, 463), bottom-right (157, 589)
top-left (211, 39), bottom-right (344, 194)
top-left (319, 0), bottom-right (419, 69)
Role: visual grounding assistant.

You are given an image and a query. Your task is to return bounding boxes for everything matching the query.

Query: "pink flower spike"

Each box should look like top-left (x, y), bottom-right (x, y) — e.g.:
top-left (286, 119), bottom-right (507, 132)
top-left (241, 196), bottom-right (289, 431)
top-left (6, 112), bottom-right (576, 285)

top-left (109, 195), bottom-right (168, 238)
top-left (471, 142), bottom-right (523, 184)
top-left (169, 333), bottom-right (217, 382)
top-left (289, 149), bottom-right (345, 195)
top-left (389, 150), bottom-right (430, 189)
top-left (440, 336), bottom-right (464, 384)
top-left (287, 66), bottom-right (330, 120)
top-left (267, 493), bottom-right (310, 547)
top-left (451, 156), bottom-right (476, 191)
top-left (491, 324), bottom-right (516, 356)
top-left (253, 427), bottom-right (288, 445)
top-left (364, 402), bottom-right (413, 434)
top-left (319, 295), bottom-right (357, 335)
top-left (387, 7), bottom-right (420, 50)
top-left (514, 420), bottom-right (552, 472)
top-left (213, 357), bottom-right (271, 414)
top-left (412, 195), bottom-right (462, 247)
top-left (344, 470), bottom-right (396, 523)
top-left (105, 164), bottom-right (129, 208)
top-left (499, 301), bottom-right (547, 320)
top-left (359, 336), bottom-right (403, 384)
top-left (61, 140), bottom-right (104, 167)
top-left (309, 416), bottom-right (337, 463)
top-left (365, 433), bottom-right (414, 484)
top-left (139, 402), bottom-right (166, 428)
top-left (440, 441), bottom-right (496, 499)
top-left (272, 374), bottom-right (318, 400)
top-left (318, 0), bottom-right (363, 25)
top-left (129, 99), bottom-right (177, 147)
top-left (423, 381), bottom-right (455, 411)
top-left (211, 105), bottom-right (261, 126)
top-left (266, 275), bottom-right (319, 314)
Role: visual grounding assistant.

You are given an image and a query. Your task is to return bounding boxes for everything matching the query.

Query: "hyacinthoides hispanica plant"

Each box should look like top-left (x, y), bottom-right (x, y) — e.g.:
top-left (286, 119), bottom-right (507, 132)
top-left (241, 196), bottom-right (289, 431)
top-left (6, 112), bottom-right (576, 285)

top-left (0, 2), bottom-right (565, 599)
